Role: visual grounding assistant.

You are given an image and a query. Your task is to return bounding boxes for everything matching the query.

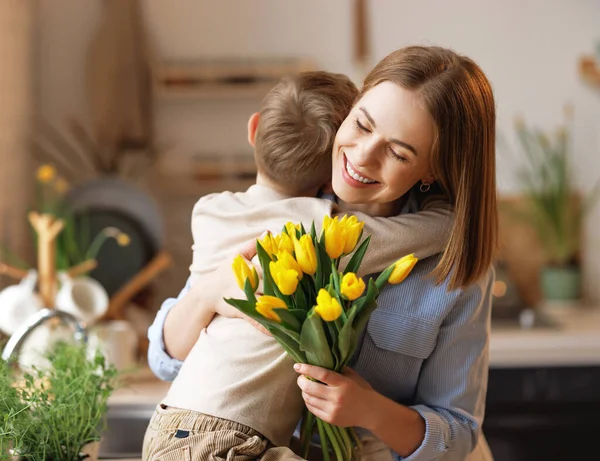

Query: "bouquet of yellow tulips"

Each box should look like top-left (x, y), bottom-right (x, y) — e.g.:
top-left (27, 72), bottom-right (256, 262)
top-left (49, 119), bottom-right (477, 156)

top-left (226, 215), bottom-right (418, 461)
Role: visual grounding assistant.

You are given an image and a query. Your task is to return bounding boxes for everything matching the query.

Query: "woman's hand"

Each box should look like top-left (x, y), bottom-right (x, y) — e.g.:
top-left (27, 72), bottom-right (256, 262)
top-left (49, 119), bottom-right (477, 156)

top-left (294, 364), bottom-right (378, 428)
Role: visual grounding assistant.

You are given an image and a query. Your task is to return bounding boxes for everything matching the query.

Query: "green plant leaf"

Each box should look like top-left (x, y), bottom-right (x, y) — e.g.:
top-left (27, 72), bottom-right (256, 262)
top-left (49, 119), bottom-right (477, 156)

top-left (243, 278), bottom-right (257, 304)
top-left (374, 265), bottom-right (395, 291)
top-left (256, 241), bottom-right (275, 295)
top-left (274, 308), bottom-right (302, 332)
top-left (315, 241), bottom-right (332, 291)
top-left (300, 310), bottom-right (335, 369)
top-left (343, 234), bottom-right (370, 276)
top-left (266, 326), bottom-right (305, 363)
top-left (337, 305), bottom-right (358, 365)
top-left (294, 279), bottom-right (309, 311)
top-left (225, 297), bottom-right (301, 344)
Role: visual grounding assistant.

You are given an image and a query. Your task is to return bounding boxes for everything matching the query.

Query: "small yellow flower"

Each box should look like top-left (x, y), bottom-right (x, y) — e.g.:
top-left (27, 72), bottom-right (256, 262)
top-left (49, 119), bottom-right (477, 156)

top-left (270, 259), bottom-right (299, 295)
top-left (322, 214), bottom-right (365, 259)
top-left (322, 215), bottom-right (345, 259)
top-left (293, 234), bottom-right (317, 275)
top-left (54, 177), bottom-right (69, 194)
top-left (258, 232), bottom-right (277, 259)
top-left (116, 233), bottom-right (131, 247)
top-left (255, 295), bottom-right (288, 323)
top-left (275, 250), bottom-right (303, 280)
top-left (339, 215), bottom-right (364, 254)
top-left (388, 254), bottom-right (418, 284)
top-left (36, 165), bottom-right (56, 184)
top-left (232, 255), bottom-right (259, 291)
top-left (340, 272), bottom-right (365, 300)
top-left (285, 222), bottom-right (301, 237)
top-left (315, 289), bottom-right (343, 322)
top-left (275, 232), bottom-right (294, 254)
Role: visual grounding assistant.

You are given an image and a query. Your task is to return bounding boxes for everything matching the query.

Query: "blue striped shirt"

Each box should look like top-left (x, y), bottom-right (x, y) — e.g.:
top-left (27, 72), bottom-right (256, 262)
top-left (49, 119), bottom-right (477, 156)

top-left (147, 256), bottom-right (493, 461)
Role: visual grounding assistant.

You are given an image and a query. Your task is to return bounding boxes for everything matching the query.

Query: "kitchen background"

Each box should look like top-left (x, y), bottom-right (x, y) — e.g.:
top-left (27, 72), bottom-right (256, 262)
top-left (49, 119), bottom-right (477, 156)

top-left (0, 1), bottom-right (599, 460)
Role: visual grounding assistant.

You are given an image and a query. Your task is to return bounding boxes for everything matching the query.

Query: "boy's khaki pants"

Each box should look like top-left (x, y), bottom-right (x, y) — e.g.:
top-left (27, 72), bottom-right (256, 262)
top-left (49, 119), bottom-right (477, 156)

top-left (142, 404), bottom-right (305, 461)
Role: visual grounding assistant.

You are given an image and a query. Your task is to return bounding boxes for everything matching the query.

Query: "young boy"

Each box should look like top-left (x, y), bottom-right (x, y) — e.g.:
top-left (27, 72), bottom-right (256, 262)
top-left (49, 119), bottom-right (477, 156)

top-left (143, 72), bottom-right (452, 460)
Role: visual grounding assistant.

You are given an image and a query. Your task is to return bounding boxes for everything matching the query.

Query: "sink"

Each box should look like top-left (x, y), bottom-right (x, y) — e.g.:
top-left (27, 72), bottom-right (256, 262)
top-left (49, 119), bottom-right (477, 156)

top-left (99, 404), bottom-right (155, 459)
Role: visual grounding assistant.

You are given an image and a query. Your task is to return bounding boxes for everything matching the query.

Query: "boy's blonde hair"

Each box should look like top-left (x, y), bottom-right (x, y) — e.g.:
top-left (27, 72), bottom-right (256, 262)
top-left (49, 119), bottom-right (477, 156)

top-left (255, 71), bottom-right (358, 194)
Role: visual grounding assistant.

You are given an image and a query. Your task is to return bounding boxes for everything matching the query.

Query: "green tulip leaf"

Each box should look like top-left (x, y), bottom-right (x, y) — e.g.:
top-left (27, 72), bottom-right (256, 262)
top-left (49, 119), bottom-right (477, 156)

top-left (343, 234), bottom-right (371, 275)
top-left (300, 311), bottom-right (335, 369)
top-left (337, 304), bottom-right (358, 363)
top-left (315, 241), bottom-right (332, 291)
top-left (267, 326), bottom-right (305, 363)
top-left (243, 278), bottom-right (257, 304)
top-left (274, 308), bottom-right (302, 332)
top-left (375, 264), bottom-right (395, 291)
top-left (256, 242), bottom-right (275, 296)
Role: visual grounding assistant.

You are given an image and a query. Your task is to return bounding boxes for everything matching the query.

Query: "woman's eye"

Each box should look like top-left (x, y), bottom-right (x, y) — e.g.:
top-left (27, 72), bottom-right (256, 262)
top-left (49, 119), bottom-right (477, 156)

top-left (389, 148), bottom-right (406, 163)
top-left (354, 118), bottom-right (371, 133)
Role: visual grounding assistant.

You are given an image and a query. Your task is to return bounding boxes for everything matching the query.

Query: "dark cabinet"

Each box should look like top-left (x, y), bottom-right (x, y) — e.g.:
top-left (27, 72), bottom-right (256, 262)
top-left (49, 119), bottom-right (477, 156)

top-left (484, 366), bottom-right (600, 461)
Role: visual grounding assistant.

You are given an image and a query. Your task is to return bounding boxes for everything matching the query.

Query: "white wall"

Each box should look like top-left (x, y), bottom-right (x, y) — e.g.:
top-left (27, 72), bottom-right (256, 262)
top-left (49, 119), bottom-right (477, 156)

top-left (38, 0), bottom-right (600, 301)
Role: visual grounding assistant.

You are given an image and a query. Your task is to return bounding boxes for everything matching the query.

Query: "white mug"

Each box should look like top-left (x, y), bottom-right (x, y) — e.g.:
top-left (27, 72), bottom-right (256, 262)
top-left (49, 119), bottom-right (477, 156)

top-left (0, 270), bottom-right (44, 335)
top-left (87, 320), bottom-right (138, 371)
top-left (55, 273), bottom-right (109, 325)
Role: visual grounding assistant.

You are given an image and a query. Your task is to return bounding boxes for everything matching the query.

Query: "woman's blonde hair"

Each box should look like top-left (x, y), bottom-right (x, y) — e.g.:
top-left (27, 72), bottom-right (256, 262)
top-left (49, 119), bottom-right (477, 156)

top-left (360, 46), bottom-right (498, 290)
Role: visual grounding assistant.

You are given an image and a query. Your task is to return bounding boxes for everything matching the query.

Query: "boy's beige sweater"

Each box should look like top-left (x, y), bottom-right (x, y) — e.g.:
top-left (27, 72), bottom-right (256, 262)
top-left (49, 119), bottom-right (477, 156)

top-left (162, 184), bottom-right (452, 446)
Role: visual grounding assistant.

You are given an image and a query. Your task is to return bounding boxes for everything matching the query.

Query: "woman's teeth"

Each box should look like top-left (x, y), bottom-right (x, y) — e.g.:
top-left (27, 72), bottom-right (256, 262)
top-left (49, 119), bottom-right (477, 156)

top-left (346, 161), bottom-right (376, 184)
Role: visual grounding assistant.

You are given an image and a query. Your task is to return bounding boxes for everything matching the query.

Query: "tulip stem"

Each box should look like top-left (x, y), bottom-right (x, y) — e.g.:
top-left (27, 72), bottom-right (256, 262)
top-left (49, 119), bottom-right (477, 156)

top-left (316, 418), bottom-right (331, 461)
top-left (337, 426), bottom-right (353, 460)
top-left (323, 421), bottom-right (344, 461)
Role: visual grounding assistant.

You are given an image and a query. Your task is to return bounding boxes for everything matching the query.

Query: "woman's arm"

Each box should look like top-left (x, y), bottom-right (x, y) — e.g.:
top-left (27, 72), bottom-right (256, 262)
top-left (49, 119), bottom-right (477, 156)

top-left (295, 270), bottom-right (493, 460)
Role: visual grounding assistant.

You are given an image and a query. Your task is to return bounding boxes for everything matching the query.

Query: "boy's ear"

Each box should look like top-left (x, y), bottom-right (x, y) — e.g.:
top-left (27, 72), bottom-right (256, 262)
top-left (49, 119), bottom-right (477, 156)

top-left (247, 112), bottom-right (260, 147)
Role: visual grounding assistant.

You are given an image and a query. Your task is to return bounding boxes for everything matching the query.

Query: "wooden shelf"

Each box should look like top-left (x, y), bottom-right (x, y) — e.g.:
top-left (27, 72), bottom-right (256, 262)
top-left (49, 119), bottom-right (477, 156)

top-left (154, 81), bottom-right (278, 100)
top-left (152, 57), bottom-right (315, 101)
top-left (579, 55), bottom-right (600, 87)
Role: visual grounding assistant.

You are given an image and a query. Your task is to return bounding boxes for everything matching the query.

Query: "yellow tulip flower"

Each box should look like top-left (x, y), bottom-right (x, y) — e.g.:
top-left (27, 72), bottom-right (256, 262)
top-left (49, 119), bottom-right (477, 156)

top-left (232, 255), bottom-right (258, 291)
top-left (294, 234), bottom-right (317, 275)
top-left (322, 215), bottom-right (345, 259)
top-left (339, 215), bottom-right (364, 254)
top-left (388, 254), bottom-right (418, 284)
top-left (315, 289), bottom-right (343, 322)
top-left (285, 222), bottom-right (301, 237)
top-left (255, 295), bottom-right (287, 323)
top-left (276, 251), bottom-right (303, 280)
top-left (258, 232), bottom-right (277, 259)
top-left (340, 272), bottom-right (365, 300)
top-left (36, 164), bottom-right (56, 184)
top-left (270, 260), bottom-right (299, 295)
top-left (275, 232), bottom-right (294, 254)
top-left (322, 214), bottom-right (365, 258)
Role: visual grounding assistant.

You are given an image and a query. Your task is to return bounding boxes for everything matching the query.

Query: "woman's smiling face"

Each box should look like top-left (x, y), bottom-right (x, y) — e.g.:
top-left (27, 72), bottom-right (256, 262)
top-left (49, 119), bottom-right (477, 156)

top-left (331, 81), bottom-right (436, 216)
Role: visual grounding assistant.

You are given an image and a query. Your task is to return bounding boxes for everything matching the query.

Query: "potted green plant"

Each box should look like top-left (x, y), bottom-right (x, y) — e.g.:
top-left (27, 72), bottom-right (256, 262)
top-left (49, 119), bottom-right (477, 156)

top-left (0, 342), bottom-right (118, 461)
top-left (512, 114), bottom-right (600, 301)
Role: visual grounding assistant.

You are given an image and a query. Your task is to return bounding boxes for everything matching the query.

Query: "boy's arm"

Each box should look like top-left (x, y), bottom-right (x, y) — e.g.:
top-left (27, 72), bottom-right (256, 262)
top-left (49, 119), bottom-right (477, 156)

top-left (350, 200), bottom-right (454, 276)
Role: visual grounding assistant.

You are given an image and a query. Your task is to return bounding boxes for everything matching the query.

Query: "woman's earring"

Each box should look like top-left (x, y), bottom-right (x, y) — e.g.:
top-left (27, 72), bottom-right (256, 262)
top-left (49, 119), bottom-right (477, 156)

top-left (420, 182), bottom-right (431, 193)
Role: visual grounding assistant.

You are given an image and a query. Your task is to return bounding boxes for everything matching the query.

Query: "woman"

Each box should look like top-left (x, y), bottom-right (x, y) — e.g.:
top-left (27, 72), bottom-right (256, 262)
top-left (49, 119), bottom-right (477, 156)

top-left (148, 45), bottom-right (497, 461)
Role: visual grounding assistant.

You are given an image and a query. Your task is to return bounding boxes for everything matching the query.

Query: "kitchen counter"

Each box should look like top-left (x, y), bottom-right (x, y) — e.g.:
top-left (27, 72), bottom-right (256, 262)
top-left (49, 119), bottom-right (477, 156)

top-left (108, 304), bottom-right (600, 407)
top-left (490, 303), bottom-right (600, 368)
